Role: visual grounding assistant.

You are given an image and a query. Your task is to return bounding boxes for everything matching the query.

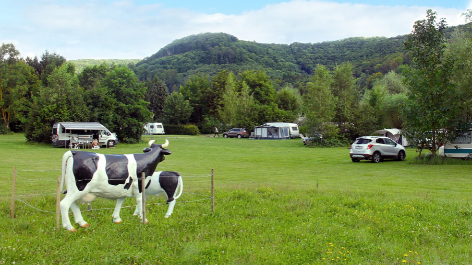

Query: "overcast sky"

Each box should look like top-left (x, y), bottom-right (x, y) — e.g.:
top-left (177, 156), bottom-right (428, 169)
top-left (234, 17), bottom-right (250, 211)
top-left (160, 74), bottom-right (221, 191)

top-left (1, 0), bottom-right (470, 60)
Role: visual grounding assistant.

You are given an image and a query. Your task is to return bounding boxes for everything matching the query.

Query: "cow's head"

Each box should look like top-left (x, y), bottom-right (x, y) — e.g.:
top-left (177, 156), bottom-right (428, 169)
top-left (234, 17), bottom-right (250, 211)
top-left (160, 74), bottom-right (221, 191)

top-left (145, 139), bottom-right (171, 163)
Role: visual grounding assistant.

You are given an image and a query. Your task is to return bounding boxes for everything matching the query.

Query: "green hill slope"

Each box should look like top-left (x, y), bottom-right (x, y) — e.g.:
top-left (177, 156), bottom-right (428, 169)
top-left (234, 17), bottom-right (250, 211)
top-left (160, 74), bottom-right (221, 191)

top-left (130, 23), bottom-right (472, 89)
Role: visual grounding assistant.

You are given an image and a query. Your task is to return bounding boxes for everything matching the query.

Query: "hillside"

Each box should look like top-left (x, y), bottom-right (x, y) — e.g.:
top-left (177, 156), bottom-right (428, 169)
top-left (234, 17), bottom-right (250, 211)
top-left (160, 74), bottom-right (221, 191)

top-left (120, 23), bottom-right (472, 90)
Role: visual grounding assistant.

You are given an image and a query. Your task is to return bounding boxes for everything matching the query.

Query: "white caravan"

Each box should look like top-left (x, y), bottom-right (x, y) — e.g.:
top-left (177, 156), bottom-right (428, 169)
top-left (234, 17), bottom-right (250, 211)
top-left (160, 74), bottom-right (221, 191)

top-left (263, 122), bottom-right (300, 138)
top-left (440, 128), bottom-right (472, 158)
top-left (52, 122), bottom-right (118, 148)
top-left (144, 123), bottom-right (165, 135)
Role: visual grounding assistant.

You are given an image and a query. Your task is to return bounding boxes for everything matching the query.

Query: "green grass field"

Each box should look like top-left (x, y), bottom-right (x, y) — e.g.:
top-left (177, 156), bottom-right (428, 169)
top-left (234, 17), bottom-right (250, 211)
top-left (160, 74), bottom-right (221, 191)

top-left (1, 133), bottom-right (472, 264)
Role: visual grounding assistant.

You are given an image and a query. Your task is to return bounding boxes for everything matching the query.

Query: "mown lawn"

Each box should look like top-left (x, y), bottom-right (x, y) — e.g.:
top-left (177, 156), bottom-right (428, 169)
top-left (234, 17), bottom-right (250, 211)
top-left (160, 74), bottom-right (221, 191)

top-left (0, 133), bottom-right (471, 264)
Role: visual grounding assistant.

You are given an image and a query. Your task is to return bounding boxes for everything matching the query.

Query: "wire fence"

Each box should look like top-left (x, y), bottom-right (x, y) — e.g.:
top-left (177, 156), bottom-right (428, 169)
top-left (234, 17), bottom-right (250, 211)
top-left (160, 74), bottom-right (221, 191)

top-left (9, 167), bottom-right (215, 225)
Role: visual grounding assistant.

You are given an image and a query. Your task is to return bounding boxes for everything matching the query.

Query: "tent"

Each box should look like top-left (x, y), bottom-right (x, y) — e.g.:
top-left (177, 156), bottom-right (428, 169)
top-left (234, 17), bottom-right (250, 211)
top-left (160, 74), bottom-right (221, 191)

top-left (253, 125), bottom-right (291, 140)
top-left (373, 128), bottom-right (409, 146)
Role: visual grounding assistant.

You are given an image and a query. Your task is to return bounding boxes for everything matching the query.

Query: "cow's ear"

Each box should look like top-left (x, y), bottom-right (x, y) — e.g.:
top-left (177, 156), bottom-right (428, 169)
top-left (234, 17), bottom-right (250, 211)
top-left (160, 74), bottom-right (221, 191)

top-left (143, 147), bottom-right (152, 153)
top-left (161, 149), bottom-right (171, 155)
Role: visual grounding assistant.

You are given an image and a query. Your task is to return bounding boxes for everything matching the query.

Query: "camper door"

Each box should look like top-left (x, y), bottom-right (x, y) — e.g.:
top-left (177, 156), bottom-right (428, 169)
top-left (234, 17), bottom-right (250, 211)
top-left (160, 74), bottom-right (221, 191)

top-left (99, 130), bottom-right (110, 144)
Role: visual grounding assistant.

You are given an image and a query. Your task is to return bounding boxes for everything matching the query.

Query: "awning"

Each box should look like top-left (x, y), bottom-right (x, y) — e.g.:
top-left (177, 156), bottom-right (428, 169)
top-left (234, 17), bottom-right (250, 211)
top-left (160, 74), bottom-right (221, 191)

top-left (59, 122), bottom-right (107, 131)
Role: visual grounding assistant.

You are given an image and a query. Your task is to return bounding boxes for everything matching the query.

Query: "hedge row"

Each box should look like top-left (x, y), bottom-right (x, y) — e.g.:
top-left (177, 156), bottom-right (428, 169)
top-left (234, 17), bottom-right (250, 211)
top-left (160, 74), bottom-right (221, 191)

top-left (164, 124), bottom-right (200, 135)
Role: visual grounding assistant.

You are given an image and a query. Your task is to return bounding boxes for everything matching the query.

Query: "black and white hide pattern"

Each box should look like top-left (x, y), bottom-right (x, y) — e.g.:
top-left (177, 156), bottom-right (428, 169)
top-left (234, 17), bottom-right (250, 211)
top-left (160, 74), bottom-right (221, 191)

top-left (59, 140), bottom-right (170, 231)
top-left (113, 171), bottom-right (183, 220)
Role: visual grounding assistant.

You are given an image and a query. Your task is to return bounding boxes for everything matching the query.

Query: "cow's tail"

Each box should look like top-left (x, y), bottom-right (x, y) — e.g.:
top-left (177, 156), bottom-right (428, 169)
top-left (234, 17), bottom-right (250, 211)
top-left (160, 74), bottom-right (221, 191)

top-left (61, 151), bottom-right (73, 193)
top-left (174, 175), bottom-right (183, 200)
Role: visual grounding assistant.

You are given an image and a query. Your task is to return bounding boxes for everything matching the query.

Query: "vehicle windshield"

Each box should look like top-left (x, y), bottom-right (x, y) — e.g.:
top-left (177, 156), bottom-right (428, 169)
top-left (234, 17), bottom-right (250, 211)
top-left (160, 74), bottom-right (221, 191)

top-left (355, 139), bottom-right (371, 144)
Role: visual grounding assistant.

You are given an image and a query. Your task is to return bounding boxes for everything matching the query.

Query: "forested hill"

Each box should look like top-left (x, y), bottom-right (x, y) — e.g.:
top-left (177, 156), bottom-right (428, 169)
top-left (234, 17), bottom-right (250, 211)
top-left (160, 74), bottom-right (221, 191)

top-left (130, 23), bottom-right (472, 90)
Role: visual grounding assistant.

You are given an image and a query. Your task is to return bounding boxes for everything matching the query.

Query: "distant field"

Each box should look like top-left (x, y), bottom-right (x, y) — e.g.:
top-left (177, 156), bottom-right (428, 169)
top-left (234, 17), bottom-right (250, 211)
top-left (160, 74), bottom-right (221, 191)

top-left (1, 133), bottom-right (471, 264)
top-left (69, 59), bottom-right (141, 73)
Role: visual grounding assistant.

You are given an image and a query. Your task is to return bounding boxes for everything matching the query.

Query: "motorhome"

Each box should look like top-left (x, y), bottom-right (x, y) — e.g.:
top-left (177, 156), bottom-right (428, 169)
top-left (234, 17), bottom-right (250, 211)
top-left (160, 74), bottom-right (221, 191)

top-left (144, 123), bottom-right (165, 135)
top-left (52, 122), bottom-right (118, 148)
top-left (440, 128), bottom-right (472, 158)
top-left (263, 122), bottom-right (300, 138)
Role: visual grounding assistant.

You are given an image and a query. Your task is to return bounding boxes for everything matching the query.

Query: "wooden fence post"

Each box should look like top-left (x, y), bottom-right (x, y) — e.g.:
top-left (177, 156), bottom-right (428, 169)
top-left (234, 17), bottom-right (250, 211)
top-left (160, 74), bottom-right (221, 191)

top-left (211, 169), bottom-right (214, 213)
top-left (56, 175), bottom-right (61, 230)
top-left (141, 172), bottom-right (146, 224)
top-left (11, 167), bottom-right (16, 219)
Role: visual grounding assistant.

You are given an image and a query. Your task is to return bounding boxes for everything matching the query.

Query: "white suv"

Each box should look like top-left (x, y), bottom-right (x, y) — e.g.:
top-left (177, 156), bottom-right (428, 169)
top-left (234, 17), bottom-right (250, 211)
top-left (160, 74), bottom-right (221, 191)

top-left (350, 136), bottom-right (406, 163)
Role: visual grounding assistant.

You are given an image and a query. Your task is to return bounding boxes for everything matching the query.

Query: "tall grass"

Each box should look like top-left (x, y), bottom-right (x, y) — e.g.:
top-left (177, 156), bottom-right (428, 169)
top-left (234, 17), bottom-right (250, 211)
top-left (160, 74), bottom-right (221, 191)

top-left (1, 134), bottom-right (472, 264)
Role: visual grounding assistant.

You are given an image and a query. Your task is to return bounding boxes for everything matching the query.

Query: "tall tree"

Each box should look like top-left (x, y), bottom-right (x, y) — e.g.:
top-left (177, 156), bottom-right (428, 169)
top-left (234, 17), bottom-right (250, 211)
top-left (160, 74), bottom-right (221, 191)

top-left (163, 92), bottom-right (193, 125)
top-left (25, 63), bottom-right (89, 142)
top-left (331, 62), bottom-right (357, 138)
top-left (208, 69), bottom-right (228, 119)
top-left (1, 44), bottom-right (41, 131)
top-left (446, 28), bottom-right (472, 126)
top-left (238, 70), bottom-right (275, 106)
top-left (145, 76), bottom-right (168, 122)
top-left (78, 63), bottom-right (109, 91)
top-left (234, 81), bottom-right (256, 129)
top-left (302, 65), bottom-right (336, 137)
top-left (38, 51), bottom-right (67, 86)
top-left (276, 85), bottom-right (301, 116)
top-left (220, 72), bottom-right (239, 126)
top-left (100, 66), bottom-right (152, 143)
top-left (180, 73), bottom-right (211, 123)
top-left (402, 9), bottom-right (459, 155)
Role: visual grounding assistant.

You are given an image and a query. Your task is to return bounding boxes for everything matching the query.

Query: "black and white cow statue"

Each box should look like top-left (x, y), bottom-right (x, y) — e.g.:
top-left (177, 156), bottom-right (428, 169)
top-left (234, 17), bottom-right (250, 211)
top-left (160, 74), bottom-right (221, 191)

top-left (60, 139), bottom-right (170, 231)
top-left (112, 170), bottom-right (183, 223)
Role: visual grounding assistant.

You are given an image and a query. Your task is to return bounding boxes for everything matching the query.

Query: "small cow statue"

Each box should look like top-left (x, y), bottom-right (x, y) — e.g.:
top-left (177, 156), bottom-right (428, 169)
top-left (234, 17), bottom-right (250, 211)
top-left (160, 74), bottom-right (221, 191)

top-left (111, 170), bottom-right (183, 224)
top-left (60, 139), bottom-right (170, 231)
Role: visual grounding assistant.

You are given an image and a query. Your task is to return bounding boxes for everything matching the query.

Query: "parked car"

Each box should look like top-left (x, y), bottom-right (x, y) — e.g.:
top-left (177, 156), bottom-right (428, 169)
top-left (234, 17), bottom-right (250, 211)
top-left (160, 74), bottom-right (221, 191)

top-left (223, 128), bottom-right (249, 138)
top-left (349, 136), bottom-right (406, 163)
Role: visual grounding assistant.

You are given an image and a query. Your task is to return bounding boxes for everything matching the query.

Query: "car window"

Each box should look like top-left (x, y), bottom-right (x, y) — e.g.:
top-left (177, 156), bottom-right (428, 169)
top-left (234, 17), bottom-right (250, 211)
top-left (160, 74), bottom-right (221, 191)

top-left (376, 138), bottom-right (385, 144)
top-left (355, 139), bottom-right (371, 144)
top-left (384, 138), bottom-right (395, 145)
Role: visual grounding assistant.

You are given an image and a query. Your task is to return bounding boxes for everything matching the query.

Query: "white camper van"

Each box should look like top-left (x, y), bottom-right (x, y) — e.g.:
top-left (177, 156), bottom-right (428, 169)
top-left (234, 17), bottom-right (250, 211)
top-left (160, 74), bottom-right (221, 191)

top-left (263, 122), bottom-right (300, 138)
top-left (144, 123), bottom-right (165, 135)
top-left (52, 122), bottom-right (118, 148)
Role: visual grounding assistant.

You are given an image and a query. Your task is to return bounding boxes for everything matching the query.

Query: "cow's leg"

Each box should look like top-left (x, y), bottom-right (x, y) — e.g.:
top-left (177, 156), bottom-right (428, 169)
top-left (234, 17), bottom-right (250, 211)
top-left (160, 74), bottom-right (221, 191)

top-left (133, 195), bottom-right (149, 216)
top-left (165, 199), bottom-right (177, 218)
top-left (134, 194), bottom-right (149, 224)
top-left (70, 200), bottom-right (89, 228)
top-left (60, 195), bottom-right (77, 231)
top-left (112, 198), bottom-right (126, 224)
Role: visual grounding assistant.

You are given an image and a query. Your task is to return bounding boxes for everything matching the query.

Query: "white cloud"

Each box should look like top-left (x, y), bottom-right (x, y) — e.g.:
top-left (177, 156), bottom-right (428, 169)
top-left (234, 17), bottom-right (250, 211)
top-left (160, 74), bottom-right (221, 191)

top-left (1, 0), bottom-right (466, 60)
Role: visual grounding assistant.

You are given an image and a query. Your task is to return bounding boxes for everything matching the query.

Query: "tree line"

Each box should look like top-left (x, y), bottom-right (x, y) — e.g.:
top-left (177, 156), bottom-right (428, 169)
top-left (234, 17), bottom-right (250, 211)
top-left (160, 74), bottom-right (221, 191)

top-left (2, 9), bottom-right (472, 152)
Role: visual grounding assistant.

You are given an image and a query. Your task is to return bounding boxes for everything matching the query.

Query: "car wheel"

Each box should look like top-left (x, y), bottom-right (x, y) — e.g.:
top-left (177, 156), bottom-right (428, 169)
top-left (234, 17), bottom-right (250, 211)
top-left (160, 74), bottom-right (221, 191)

top-left (107, 140), bottom-right (114, 148)
top-left (371, 152), bottom-right (381, 163)
top-left (351, 158), bottom-right (360, 162)
top-left (237, 134), bottom-right (242, 138)
top-left (397, 150), bottom-right (406, 161)
top-left (223, 134), bottom-right (228, 138)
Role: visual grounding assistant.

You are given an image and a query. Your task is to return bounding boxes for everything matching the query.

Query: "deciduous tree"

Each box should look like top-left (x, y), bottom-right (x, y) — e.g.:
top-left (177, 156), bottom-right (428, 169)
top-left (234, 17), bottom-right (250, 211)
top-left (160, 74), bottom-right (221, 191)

top-left (163, 92), bottom-right (193, 125)
top-left (402, 9), bottom-right (459, 155)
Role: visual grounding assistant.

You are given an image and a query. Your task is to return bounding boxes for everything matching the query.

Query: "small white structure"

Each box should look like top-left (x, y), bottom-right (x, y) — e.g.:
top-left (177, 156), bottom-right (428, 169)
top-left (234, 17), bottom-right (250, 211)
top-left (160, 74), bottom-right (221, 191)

top-left (373, 128), bottom-right (409, 147)
top-left (144, 123), bottom-right (165, 135)
top-left (262, 122), bottom-right (300, 138)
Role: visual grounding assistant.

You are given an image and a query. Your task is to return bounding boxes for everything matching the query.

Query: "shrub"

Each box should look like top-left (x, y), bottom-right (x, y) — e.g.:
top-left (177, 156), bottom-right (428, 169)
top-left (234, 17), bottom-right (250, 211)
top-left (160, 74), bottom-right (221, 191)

top-left (164, 124), bottom-right (200, 135)
top-left (0, 124), bottom-right (11, 135)
top-left (198, 117), bottom-right (224, 134)
top-left (409, 154), bottom-right (472, 165)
